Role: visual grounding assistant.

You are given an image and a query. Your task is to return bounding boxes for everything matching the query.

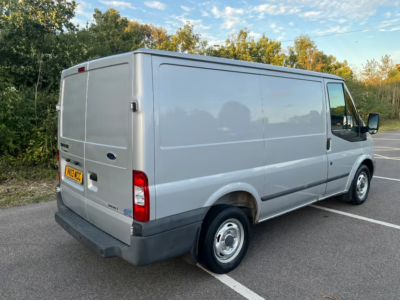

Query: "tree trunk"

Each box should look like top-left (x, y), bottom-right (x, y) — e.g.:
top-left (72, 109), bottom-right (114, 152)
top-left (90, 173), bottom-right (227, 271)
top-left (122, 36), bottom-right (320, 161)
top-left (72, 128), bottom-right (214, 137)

top-left (34, 55), bottom-right (43, 123)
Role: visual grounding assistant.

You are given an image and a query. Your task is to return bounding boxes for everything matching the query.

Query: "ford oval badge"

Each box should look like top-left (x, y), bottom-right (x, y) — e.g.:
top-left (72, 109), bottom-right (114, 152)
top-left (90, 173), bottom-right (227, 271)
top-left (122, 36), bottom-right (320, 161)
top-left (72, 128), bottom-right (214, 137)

top-left (107, 152), bottom-right (117, 160)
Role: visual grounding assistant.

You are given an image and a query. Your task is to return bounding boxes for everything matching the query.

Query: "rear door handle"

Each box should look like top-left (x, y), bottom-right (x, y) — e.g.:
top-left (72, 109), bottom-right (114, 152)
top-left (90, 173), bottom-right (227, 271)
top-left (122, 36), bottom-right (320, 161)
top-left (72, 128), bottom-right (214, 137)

top-left (90, 173), bottom-right (97, 181)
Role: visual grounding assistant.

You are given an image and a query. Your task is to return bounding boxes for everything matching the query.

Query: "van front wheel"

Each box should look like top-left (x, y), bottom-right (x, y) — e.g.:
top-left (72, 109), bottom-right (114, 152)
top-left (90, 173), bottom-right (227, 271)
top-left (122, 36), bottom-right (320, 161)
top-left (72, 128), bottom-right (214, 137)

top-left (340, 165), bottom-right (371, 205)
top-left (199, 206), bottom-right (250, 274)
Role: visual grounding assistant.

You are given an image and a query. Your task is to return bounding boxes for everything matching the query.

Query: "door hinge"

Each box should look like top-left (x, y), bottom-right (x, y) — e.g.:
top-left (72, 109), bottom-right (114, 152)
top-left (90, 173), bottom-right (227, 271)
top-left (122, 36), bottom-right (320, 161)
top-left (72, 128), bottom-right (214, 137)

top-left (130, 101), bottom-right (138, 112)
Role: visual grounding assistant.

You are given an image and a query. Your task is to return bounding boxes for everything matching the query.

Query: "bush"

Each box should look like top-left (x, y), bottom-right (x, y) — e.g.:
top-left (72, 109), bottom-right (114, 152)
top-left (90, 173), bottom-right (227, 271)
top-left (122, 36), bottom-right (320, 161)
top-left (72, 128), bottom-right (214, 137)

top-left (0, 84), bottom-right (58, 167)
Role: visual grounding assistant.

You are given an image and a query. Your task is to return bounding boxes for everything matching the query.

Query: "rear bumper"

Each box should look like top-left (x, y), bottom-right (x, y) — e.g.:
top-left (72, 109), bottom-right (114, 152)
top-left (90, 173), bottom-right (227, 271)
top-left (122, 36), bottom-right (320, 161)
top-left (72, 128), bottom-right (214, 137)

top-left (55, 192), bottom-right (204, 266)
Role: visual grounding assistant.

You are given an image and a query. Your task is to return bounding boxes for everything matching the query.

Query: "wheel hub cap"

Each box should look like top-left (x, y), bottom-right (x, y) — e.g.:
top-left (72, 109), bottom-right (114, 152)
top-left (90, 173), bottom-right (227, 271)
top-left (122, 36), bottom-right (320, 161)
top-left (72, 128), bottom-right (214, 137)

top-left (225, 235), bottom-right (234, 247)
top-left (356, 172), bottom-right (368, 199)
top-left (213, 218), bottom-right (245, 263)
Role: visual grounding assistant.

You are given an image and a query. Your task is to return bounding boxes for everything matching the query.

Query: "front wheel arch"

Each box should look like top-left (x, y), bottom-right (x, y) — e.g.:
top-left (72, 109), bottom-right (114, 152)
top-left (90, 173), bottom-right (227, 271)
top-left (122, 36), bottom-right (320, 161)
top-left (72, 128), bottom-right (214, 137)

top-left (344, 154), bottom-right (375, 192)
top-left (362, 159), bottom-right (374, 177)
top-left (340, 164), bottom-right (371, 205)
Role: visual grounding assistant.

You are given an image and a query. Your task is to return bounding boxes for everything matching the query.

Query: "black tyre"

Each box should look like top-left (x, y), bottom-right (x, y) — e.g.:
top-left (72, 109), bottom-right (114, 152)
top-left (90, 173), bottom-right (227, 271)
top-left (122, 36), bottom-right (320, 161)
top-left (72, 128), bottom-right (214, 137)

top-left (198, 205), bottom-right (250, 274)
top-left (340, 165), bottom-right (371, 205)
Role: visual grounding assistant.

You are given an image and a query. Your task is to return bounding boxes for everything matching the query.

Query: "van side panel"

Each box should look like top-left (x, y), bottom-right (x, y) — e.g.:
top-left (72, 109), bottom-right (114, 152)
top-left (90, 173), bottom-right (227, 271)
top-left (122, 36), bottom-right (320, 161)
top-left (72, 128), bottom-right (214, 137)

top-left (259, 74), bottom-right (328, 219)
top-left (152, 57), bottom-right (264, 219)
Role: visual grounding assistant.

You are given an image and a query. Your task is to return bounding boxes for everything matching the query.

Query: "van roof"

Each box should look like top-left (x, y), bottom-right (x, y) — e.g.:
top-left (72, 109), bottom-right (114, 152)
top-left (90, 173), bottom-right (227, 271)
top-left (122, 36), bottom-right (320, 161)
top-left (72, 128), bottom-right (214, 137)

top-left (133, 48), bottom-right (344, 81)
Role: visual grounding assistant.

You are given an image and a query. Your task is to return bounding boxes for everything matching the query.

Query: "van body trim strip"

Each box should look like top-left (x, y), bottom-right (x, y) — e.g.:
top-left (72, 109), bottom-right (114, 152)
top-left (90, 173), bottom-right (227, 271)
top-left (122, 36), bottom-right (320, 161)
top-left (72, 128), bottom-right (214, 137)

top-left (261, 173), bottom-right (350, 202)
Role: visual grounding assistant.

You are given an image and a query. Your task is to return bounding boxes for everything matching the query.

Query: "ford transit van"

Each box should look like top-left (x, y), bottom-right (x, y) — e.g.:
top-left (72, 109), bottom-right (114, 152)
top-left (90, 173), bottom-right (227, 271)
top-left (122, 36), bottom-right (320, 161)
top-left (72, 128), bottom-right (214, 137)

top-left (55, 49), bottom-right (379, 274)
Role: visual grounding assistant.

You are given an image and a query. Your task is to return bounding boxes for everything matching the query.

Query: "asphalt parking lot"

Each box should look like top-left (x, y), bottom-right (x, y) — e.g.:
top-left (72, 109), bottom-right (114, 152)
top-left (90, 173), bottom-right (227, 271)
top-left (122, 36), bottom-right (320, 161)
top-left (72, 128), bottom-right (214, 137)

top-left (1, 131), bottom-right (400, 300)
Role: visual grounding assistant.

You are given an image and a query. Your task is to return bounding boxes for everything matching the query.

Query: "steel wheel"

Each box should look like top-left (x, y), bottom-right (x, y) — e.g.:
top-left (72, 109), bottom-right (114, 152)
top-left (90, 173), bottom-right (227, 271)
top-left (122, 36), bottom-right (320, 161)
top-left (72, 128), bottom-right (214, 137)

top-left (213, 218), bottom-right (244, 263)
top-left (356, 172), bottom-right (368, 200)
top-left (199, 206), bottom-right (250, 274)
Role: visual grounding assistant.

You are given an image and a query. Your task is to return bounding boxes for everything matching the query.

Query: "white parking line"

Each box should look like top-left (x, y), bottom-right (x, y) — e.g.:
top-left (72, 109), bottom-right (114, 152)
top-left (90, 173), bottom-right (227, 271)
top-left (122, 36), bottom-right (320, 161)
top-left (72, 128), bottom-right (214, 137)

top-left (197, 264), bottom-right (265, 300)
top-left (376, 157), bottom-right (400, 161)
top-left (374, 146), bottom-right (400, 150)
top-left (375, 146), bottom-right (395, 148)
top-left (374, 176), bottom-right (400, 182)
top-left (310, 205), bottom-right (400, 230)
top-left (373, 138), bottom-right (400, 141)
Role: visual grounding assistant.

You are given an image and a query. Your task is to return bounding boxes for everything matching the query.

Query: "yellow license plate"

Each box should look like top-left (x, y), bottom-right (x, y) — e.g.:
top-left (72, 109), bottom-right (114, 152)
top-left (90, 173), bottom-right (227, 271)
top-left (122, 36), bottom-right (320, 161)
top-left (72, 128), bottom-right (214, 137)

top-left (65, 166), bottom-right (83, 184)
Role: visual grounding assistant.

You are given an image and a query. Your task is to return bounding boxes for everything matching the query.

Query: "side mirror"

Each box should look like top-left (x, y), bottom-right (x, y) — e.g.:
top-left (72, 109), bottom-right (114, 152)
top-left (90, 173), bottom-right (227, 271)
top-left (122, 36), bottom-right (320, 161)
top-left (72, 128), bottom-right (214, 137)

top-left (367, 113), bottom-right (380, 134)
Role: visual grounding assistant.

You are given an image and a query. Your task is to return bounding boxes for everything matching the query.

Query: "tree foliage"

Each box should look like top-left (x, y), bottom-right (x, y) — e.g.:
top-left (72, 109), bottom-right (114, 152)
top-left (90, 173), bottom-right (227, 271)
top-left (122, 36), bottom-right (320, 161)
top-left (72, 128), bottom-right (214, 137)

top-left (1, 2), bottom-right (399, 166)
top-left (206, 29), bottom-right (284, 65)
top-left (0, 0), bottom-right (77, 167)
top-left (287, 35), bottom-right (353, 78)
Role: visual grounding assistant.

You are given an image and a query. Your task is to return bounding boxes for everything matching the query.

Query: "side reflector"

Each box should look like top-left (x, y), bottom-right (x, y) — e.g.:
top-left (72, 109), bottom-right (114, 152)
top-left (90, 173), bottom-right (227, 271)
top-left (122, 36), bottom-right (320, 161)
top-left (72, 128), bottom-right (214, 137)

top-left (133, 171), bottom-right (150, 222)
top-left (78, 66), bottom-right (85, 73)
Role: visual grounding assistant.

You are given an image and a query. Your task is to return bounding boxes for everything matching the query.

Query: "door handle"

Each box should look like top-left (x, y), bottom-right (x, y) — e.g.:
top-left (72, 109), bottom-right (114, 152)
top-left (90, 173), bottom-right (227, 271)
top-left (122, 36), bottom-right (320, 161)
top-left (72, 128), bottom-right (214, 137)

top-left (90, 173), bottom-right (97, 182)
top-left (327, 138), bottom-right (331, 151)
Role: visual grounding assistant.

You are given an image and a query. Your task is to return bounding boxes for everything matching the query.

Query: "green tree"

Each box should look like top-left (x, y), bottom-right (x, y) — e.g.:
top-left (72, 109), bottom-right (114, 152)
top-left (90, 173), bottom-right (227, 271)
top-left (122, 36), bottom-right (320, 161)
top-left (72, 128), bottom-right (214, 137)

top-left (86, 8), bottom-right (130, 58)
top-left (286, 35), bottom-right (353, 79)
top-left (207, 29), bottom-right (284, 65)
top-left (145, 25), bottom-right (170, 50)
top-left (251, 34), bottom-right (284, 65)
top-left (287, 35), bottom-right (321, 70)
top-left (0, 0), bottom-right (77, 112)
top-left (0, 0), bottom-right (77, 165)
top-left (362, 58), bottom-right (380, 85)
top-left (155, 22), bottom-right (207, 54)
top-left (82, 8), bottom-right (173, 58)
top-left (361, 55), bottom-right (400, 118)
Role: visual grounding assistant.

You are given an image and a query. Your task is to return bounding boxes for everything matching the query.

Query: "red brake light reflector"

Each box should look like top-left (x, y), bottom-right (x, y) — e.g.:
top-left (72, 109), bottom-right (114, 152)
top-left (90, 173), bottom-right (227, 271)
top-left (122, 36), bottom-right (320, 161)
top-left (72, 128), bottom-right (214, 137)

top-left (78, 66), bottom-right (85, 73)
top-left (133, 171), bottom-right (150, 222)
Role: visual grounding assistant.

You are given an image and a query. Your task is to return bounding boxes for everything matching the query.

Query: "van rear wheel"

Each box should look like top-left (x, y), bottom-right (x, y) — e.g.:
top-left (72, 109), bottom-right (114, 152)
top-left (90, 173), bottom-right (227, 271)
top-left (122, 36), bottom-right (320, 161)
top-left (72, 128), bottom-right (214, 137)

top-left (198, 206), bottom-right (250, 274)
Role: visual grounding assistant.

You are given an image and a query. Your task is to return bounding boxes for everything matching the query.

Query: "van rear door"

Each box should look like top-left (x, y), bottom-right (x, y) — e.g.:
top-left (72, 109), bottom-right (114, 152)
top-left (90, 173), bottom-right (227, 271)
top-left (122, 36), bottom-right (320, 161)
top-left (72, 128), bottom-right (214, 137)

top-left (84, 63), bottom-right (132, 214)
top-left (60, 56), bottom-right (134, 244)
top-left (84, 62), bottom-right (133, 243)
top-left (59, 65), bottom-right (88, 219)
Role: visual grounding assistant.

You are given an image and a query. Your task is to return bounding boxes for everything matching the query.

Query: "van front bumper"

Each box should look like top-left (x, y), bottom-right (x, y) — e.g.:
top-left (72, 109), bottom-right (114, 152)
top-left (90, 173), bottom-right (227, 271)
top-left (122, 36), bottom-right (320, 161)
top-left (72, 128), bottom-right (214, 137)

top-left (55, 191), bottom-right (205, 266)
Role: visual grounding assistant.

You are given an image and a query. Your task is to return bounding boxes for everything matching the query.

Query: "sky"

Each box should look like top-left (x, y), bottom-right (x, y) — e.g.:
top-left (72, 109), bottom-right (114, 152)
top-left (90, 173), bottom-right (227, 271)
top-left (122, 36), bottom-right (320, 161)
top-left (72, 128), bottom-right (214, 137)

top-left (72, 0), bottom-right (400, 70)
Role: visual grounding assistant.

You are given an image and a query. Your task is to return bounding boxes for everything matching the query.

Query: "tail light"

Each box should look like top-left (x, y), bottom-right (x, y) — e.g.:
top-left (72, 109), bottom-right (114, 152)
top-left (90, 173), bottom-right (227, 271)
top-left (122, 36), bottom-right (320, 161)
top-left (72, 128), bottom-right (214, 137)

top-left (58, 150), bottom-right (60, 183)
top-left (133, 171), bottom-right (150, 222)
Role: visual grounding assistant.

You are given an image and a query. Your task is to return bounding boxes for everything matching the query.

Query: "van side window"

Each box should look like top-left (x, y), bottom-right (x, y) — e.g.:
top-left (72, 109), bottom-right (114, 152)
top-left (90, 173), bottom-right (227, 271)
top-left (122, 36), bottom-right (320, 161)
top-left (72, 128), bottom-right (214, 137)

top-left (327, 83), bottom-right (362, 142)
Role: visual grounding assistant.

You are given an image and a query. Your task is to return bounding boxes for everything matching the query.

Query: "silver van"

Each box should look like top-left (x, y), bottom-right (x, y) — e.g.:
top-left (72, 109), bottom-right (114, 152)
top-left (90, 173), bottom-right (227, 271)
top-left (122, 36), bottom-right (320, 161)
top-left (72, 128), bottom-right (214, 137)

top-left (55, 49), bottom-right (380, 274)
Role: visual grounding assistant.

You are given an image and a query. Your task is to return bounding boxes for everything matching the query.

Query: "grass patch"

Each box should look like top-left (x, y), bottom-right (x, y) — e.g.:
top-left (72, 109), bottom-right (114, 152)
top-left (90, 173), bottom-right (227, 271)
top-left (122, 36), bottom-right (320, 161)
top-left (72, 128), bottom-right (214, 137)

top-left (379, 119), bottom-right (400, 132)
top-left (0, 163), bottom-right (58, 208)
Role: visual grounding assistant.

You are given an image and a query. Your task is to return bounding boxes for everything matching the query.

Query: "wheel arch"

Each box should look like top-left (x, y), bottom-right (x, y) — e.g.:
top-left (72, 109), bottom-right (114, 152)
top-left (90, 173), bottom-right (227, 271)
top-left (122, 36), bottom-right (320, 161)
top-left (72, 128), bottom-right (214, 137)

top-left (362, 158), bottom-right (374, 177)
top-left (345, 154), bottom-right (375, 191)
top-left (203, 183), bottom-right (261, 224)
